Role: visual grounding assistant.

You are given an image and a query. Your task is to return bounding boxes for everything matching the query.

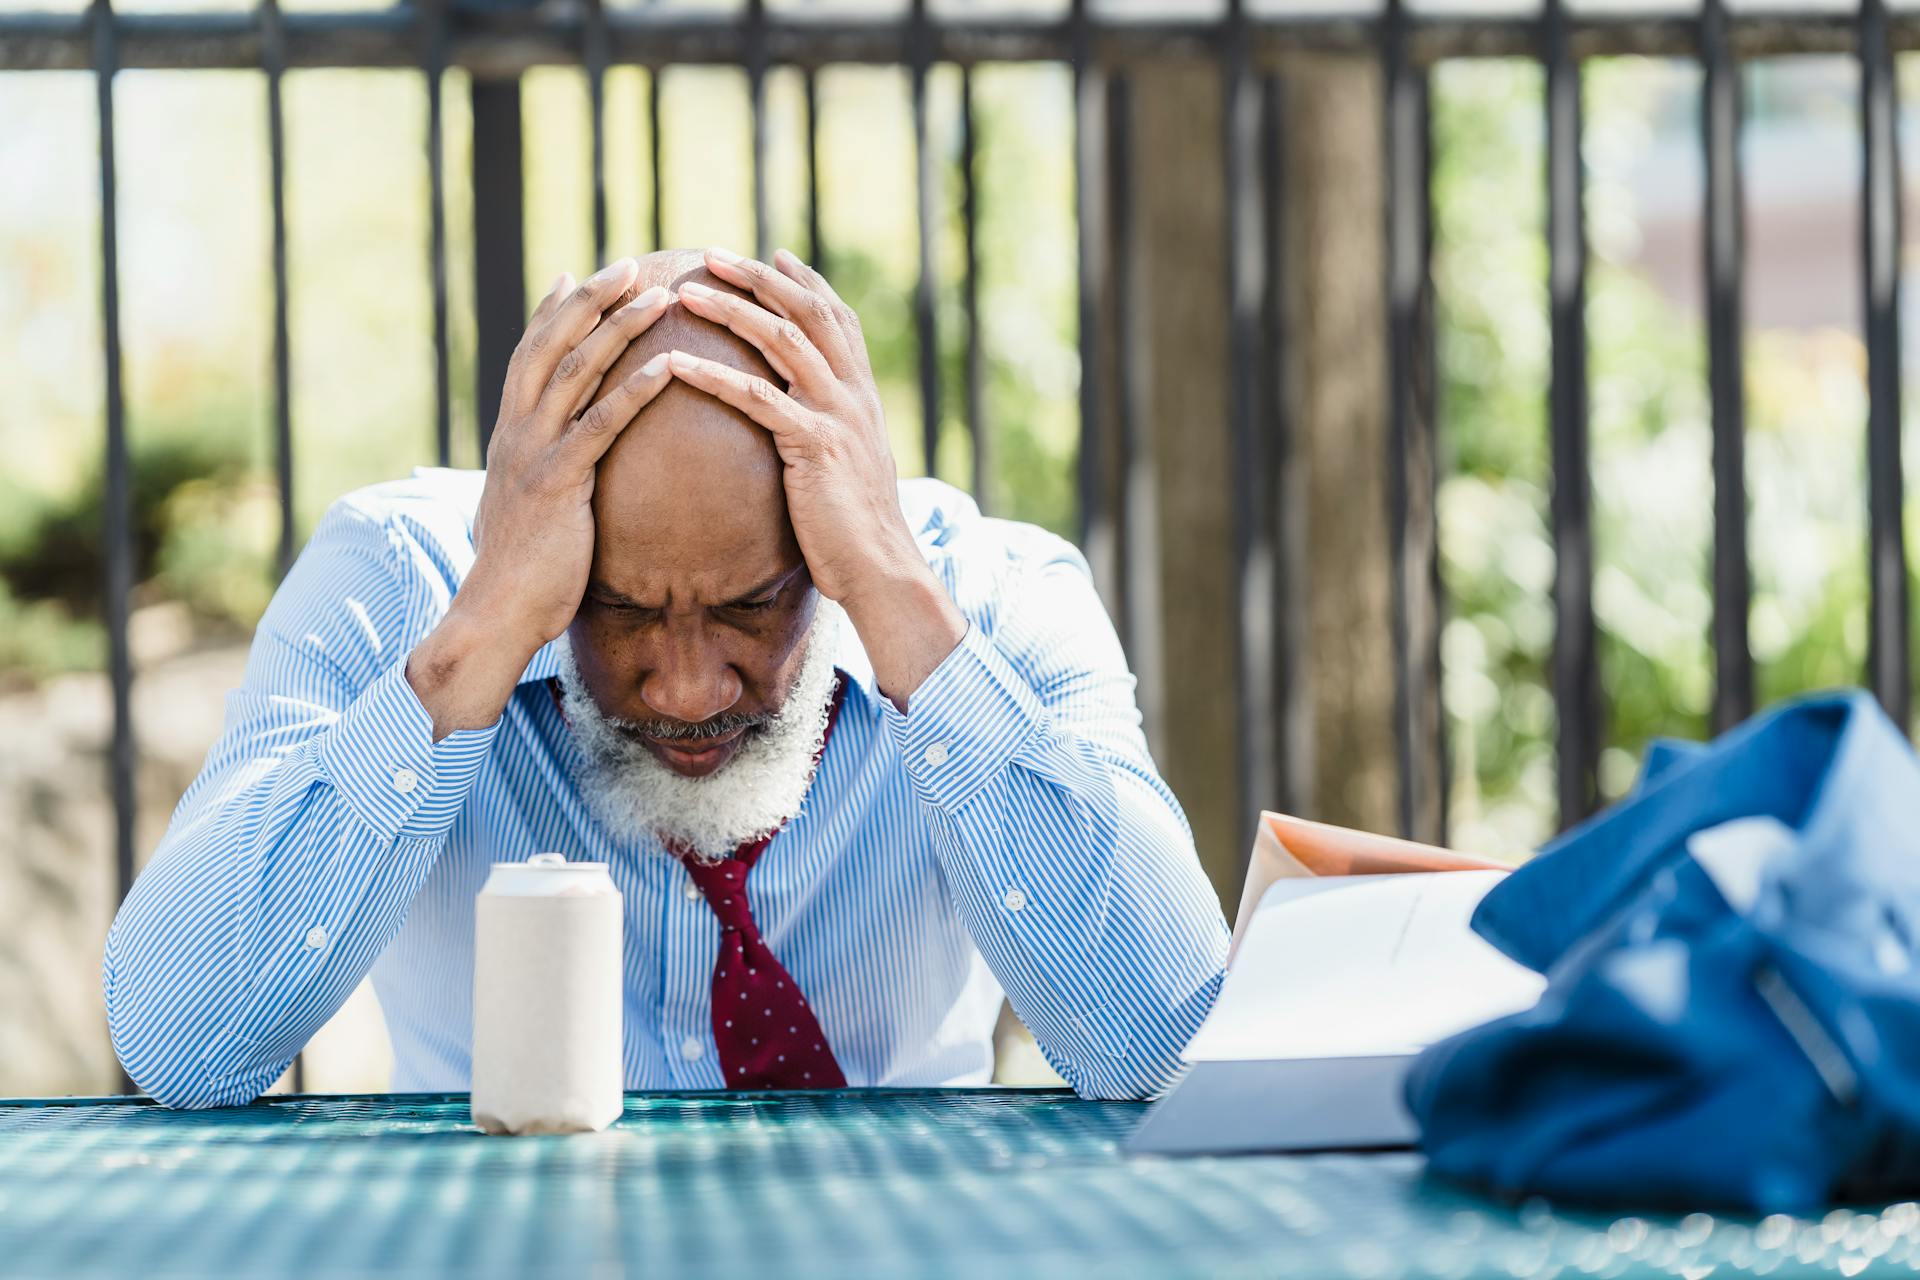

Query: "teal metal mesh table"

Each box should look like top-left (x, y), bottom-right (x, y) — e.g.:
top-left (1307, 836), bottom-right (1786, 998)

top-left (3, 1088), bottom-right (1917, 1278)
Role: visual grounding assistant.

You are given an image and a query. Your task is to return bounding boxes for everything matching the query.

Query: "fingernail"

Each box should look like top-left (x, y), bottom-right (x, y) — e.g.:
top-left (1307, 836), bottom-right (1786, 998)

top-left (630, 286), bottom-right (668, 310)
top-left (591, 257), bottom-right (633, 284)
top-left (679, 280), bottom-right (713, 300)
top-left (668, 349), bottom-right (695, 370)
top-left (640, 353), bottom-right (670, 377)
top-left (706, 246), bottom-right (741, 265)
top-left (550, 273), bottom-right (569, 294)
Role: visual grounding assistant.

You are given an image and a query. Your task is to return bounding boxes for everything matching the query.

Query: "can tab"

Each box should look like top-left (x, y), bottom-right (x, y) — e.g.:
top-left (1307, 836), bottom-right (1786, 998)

top-left (527, 853), bottom-right (567, 867)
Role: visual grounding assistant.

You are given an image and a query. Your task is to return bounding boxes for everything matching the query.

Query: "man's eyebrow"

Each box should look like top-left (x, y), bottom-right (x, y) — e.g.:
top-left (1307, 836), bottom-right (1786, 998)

top-left (587, 581), bottom-right (652, 609)
top-left (722, 564), bottom-right (804, 607)
top-left (586, 564), bottom-right (805, 610)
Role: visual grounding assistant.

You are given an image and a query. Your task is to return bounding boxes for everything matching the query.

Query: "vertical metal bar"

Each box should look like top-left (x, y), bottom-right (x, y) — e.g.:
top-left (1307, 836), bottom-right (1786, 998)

top-left (421, 0), bottom-right (451, 467)
top-left (1544, 0), bottom-right (1600, 825)
top-left (1108, 73), bottom-right (1160, 748)
top-left (262, 0), bottom-right (294, 578)
top-left (1072, 0), bottom-right (1115, 604)
top-left (260, 0), bottom-right (302, 1096)
top-left (805, 68), bottom-right (825, 273)
top-left (472, 78), bottom-right (526, 454)
top-left (1703, 0), bottom-right (1753, 733)
top-left (649, 66), bottom-right (665, 252)
top-left (1862, 0), bottom-right (1911, 727)
top-left (960, 66), bottom-right (985, 511)
top-left (746, 0), bottom-right (769, 262)
top-left (1225, 0), bottom-right (1271, 857)
top-left (93, 0), bottom-right (136, 1096)
top-left (1262, 73), bottom-right (1309, 819)
top-left (584, 0), bottom-right (609, 267)
top-left (909, 0), bottom-right (940, 477)
top-left (1383, 0), bottom-right (1414, 839)
top-left (1419, 71), bottom-right (1447, 843)
top-left (1384, 0), bottom-right (1444, 840)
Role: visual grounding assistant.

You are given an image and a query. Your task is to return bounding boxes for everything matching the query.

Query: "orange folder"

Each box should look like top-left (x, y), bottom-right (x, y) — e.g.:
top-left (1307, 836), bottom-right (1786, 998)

top-left (1227, 811), bottom-right (1512, 964)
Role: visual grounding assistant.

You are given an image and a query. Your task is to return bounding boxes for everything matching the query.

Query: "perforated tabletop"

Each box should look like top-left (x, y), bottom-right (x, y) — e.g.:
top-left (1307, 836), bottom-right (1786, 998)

top-left (2, 1089), bottom-right (1915, 1278)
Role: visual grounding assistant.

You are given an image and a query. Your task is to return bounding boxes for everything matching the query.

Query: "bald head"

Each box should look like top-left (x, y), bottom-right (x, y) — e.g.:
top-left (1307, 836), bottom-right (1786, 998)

top-left (593, 249), bottom-right (782, 448)
top-left (587, 248), bottom-right (792, 587)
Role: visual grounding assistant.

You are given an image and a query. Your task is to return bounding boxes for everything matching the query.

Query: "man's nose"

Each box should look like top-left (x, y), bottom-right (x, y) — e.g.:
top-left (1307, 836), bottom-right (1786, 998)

top-left (640, 627), bottom-right (743, 727)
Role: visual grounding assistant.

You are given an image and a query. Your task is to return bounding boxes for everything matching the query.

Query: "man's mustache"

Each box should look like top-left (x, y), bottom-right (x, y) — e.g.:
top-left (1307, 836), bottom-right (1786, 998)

top-left (610, 710), bottom-right (773, 743)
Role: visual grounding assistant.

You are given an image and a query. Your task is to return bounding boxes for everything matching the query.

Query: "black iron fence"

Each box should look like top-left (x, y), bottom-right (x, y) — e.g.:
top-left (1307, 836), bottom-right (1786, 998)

top-left (3, 0), bottom-right (1916, 1077)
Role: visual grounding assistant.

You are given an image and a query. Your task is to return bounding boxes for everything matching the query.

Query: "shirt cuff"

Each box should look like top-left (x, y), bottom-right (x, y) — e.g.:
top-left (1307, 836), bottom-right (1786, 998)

top-left (882, 623), bottom-right (1044, 811)
top-left (315, 655), bottom-right (500, 839)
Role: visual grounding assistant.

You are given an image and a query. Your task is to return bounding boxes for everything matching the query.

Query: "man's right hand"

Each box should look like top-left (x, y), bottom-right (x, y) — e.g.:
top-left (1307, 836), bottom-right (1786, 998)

top-left (408, 258), bottom-right (672, 740)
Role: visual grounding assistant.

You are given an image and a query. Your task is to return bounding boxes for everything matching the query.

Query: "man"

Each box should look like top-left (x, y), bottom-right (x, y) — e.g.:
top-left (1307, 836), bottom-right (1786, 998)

top-left (104, 248), bottom-right (1228, 1108)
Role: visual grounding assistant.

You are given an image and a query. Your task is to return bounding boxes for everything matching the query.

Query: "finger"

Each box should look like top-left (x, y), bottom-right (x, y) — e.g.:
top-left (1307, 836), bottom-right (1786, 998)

top-left (534, 285), bottom-right (672, 427)
top-left (701, 247), bottom-right (856, 378)
top-left (563, 351), bottom-right (673, 461)
top-left (529, 272), bottom-right (572, 327)
top-left (773, 248), bottom-right (841, 307)
top-left (675, 280), bottom-right (836, 399)
top-left (502, 272), bottom-right (576, 412)
top-left (514, 258), bottom-right (640, 400)
top-left (665, 349), bottom-right (819, 453)
top-left (774, 248), bottom-right (873, 381)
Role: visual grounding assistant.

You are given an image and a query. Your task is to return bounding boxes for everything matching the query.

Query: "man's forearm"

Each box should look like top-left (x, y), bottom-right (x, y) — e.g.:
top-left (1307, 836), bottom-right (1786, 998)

top-left (877, 616), bottom-right (1230, 1100)
top-left (109, 653), bottom-right (501, 1108)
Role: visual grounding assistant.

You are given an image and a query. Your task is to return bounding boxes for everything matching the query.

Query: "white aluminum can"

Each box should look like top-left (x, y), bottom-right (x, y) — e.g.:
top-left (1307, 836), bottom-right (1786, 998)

top-left (471, 853), bottom-right (624, 1135)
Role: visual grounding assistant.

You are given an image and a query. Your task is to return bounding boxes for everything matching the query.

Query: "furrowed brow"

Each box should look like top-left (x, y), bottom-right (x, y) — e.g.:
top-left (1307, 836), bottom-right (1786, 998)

top-left (722, 564), bottom-right (804, 608)
top-left (588, 581), bottom-right (654, 609)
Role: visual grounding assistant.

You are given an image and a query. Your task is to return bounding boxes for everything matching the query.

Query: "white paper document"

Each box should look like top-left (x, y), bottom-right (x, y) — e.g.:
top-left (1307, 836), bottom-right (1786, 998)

top-left (1127, 871), bottom-right (1546, 1156)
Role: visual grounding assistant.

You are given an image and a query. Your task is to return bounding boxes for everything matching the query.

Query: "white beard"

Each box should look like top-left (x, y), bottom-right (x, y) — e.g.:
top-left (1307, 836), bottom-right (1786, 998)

top-left (554, 600), bottom-right (844, 862)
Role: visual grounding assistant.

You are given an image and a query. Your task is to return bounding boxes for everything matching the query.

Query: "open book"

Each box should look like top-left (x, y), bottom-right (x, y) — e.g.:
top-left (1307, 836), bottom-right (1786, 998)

top-left (1126, 813), bottom-right (1545, 1156)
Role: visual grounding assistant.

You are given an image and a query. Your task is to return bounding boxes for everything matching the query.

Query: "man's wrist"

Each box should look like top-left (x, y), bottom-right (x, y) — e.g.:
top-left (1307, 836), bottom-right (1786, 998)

top-left (406, 603), bottom-right (542, 741)
top-left (841, 554), bottom-right (967, 713)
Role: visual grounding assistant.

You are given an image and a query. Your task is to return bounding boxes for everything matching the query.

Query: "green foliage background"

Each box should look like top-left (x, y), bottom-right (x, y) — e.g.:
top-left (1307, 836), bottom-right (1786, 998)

top-left (1433, 55), bottom-right (1919, 855)
top-left (3, 53), bottom-right (1916, 858)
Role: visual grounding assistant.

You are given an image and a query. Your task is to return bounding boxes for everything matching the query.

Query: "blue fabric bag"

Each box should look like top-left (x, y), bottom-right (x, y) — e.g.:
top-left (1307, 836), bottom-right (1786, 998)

top-left (1406, 690), bottom-right (1920, 1211)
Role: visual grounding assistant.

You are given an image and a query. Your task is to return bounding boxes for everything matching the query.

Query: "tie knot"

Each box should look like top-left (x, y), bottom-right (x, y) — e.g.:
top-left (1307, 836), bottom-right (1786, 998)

top-left (683, 855), bottom-right (761, 933)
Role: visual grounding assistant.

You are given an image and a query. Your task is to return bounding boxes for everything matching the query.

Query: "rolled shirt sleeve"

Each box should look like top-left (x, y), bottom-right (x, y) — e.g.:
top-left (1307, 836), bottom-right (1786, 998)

top-left (103, 489), bottom-right (497, 1109)
top-left (880, 536), bottom-right (1229, 1101)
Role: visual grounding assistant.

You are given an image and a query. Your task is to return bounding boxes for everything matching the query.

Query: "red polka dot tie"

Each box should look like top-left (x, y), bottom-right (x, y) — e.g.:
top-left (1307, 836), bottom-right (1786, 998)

top-left (679, 830), bottom-right (847, 1090)
top-left (675, 675), bottom-right (849, 1090)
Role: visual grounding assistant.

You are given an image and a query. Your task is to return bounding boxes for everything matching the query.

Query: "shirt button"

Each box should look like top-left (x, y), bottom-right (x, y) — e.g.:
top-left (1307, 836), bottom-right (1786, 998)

top-left (304, 926), bottom-right (329, 950)
top-left (1003, 887), bottom-right (1027, 913)
top-left (680, 1037), bottom-right (705, 1062)
top-left (684, 881), bottom-right (702, 901)
top-left (923, 742), bottom-right (950, 768)
top-left (390, 768), bottom-right (419, 795)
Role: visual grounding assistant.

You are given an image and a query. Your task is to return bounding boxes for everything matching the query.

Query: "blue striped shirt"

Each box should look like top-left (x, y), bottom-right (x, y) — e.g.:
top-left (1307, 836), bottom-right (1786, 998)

top-left (103, 469), bottom-right (1229, 1108)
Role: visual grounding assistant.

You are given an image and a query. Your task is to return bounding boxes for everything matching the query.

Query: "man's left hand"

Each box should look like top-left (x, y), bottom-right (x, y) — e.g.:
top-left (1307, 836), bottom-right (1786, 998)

top-left (669, 247), bottom-right (966, 707)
